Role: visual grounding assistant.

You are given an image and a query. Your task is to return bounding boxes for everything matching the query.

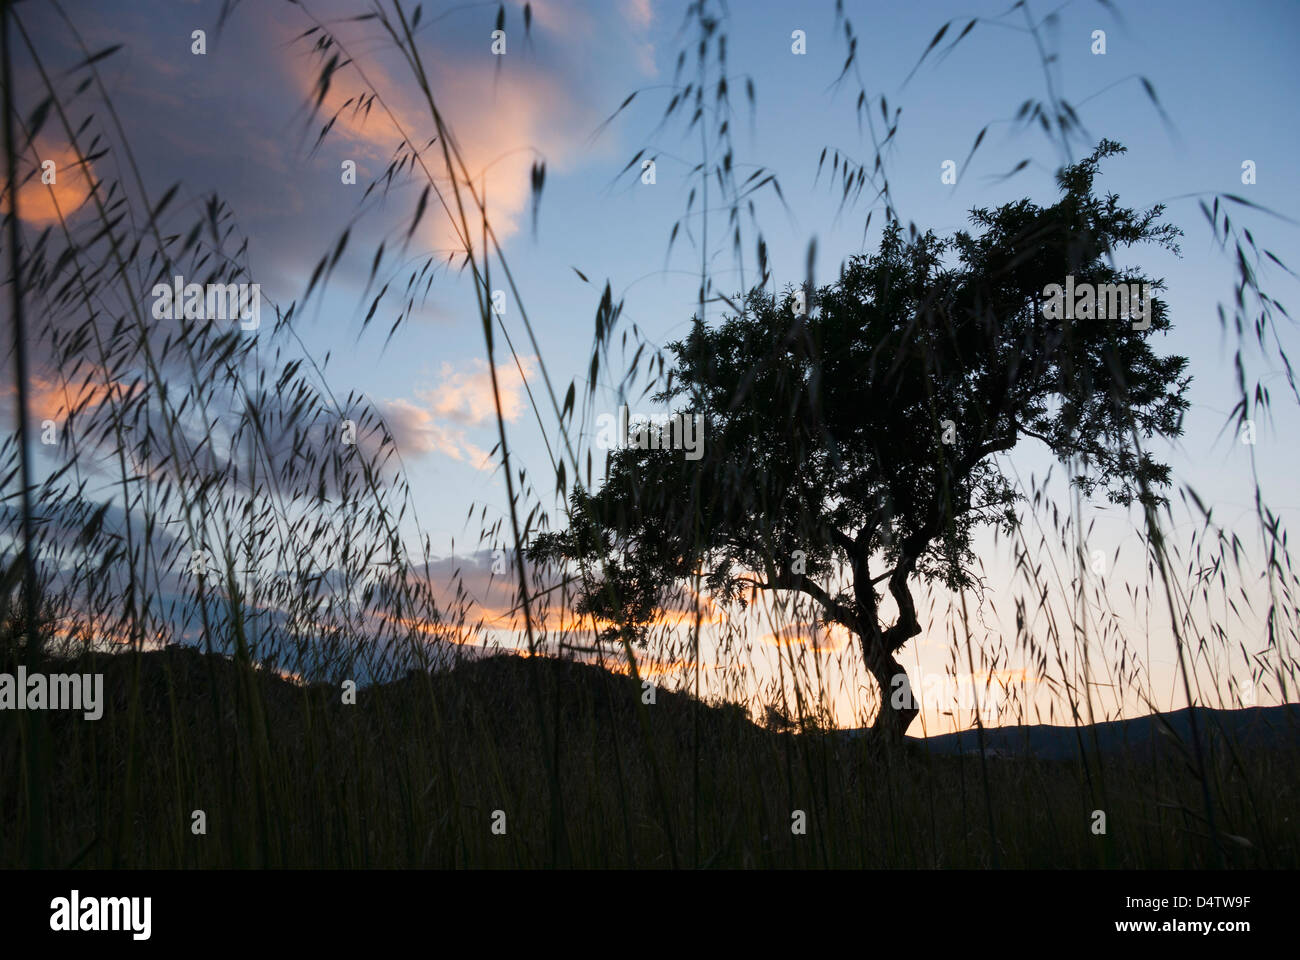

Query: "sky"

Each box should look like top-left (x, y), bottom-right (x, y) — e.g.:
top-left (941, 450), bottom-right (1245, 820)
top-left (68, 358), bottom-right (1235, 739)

top-left (8, 0), bottom-right (1300, 733)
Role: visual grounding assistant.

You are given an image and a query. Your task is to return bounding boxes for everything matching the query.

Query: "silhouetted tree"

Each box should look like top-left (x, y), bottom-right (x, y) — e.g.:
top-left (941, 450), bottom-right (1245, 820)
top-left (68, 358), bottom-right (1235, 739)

top-left (531, 142), bottom-right (1189, 740)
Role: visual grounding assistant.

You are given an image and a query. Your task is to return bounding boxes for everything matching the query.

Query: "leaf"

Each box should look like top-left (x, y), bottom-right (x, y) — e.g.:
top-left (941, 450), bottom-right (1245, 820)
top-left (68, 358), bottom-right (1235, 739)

top-left (329, 227), bottom-right (350, 269)
top-left (530, 161), bottom-right (546, 234)
top-left (406, 185), bottom-right (430, 241)
top-left (66, 44), bottom-right (122, 73)
top-left (77, 501), bottom-right (111, 547)
top-left (905, 21), bottom-right (951, 84)
top-left (149, 182), bottom-right (180, 224)
top-left (959, 124), bottom-right (988, 181)
top-left (364, 284), bottom-right (388, 325)
top-left (25, 97), bottom-right (52, 145)
top-left (1221, 193), bottom-right (1300, 224)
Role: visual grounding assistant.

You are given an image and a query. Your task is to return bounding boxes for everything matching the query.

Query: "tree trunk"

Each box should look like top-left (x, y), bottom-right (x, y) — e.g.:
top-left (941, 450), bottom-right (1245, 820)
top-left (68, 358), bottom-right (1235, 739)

top-left (845, 536), bottom-right (921, 741)
top-left (863, 634), bottom-right (919, 740)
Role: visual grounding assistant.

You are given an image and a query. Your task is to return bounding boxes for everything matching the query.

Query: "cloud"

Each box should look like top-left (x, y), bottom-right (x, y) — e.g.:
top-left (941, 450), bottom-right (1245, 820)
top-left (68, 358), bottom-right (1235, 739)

top-left (0, 371), bottom-right (117, 426)
top-left (292, 31), bottom-right (592, 253)
top-left (382, 355), bottom-right (538, 468)
top-left (424, 355), bottom-right (537, 425)
top-left (608, 655), bottom-right (711, 680)
top-left (405, 548), bottom-right (727, 651)
top-left (633, 43), bottom-right (657, 76)
top-left (380, 396), bottom-right (493, 467)
top-left (1, 140), bottom-right (96, 226)
top-left (760, 622), bottom-right (853, 652)
top-left (623, 0), bottom-right (654, 31)
top-left (506, 0), bottom-right (596, 37)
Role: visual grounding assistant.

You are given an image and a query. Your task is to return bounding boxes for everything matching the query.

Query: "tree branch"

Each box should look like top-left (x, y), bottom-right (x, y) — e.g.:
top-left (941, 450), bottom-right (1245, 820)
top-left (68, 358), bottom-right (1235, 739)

top-left (881, 567), bottom-right (922, 652)
top-left (1011, 420), bottom-right (1053, 449)
top-left (740, 573), bottom-right (861, 634)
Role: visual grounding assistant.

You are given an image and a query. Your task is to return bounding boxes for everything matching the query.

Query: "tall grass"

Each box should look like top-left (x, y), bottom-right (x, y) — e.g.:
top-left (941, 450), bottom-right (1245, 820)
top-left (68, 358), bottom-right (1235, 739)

top-left (1, 0), bottom-right (1297, 868)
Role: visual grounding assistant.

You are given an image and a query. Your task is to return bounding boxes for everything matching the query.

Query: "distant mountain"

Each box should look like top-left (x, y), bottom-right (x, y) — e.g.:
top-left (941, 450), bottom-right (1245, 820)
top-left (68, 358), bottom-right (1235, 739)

top-left (887, 705), bottom-right (1300, 761)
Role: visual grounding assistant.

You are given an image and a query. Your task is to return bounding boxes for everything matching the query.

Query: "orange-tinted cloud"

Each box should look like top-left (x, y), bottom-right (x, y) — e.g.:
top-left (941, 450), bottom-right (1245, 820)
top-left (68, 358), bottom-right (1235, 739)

top-left (292, 34), bottom-right (590, 253)
top-left (376, 611), bottom-right (495, 647)
top-left (2, 371), bottom-right (118, 426)
top-left (1, 140), bottom-right (96, 226)
top-left (760, 622), bottom-right (853, 652)
top-left (381, 396), bottom-right (493, 467)
top-left (607, 655), bottom-right (711, 679)
top-left (381, 355), bottom-right (538, 468)
top-left (422, 356), bottom-right (537, 426)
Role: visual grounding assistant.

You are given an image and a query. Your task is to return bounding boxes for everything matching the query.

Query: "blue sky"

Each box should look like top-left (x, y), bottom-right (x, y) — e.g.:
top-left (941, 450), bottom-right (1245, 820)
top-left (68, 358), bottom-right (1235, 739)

top-left (13, 0), bottom-right (1300, 729)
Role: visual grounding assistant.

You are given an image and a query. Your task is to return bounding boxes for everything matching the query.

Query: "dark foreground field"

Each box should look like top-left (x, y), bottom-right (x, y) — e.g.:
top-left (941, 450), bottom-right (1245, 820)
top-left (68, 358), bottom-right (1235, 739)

top-left (2, 646), bottom-right (1297, 868)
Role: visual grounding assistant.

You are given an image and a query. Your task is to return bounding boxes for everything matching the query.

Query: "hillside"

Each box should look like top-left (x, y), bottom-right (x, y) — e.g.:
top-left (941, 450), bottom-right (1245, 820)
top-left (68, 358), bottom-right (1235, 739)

top-left (897, 705), bottom-right (1300, 761)
top-left (2, 645), bottom-right (1297, 868)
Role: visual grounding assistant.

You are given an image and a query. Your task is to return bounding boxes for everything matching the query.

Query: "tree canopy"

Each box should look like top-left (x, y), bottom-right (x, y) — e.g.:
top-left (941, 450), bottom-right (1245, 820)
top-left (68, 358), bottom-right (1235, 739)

top-left (530, 141), bottom-right (1190, 738)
